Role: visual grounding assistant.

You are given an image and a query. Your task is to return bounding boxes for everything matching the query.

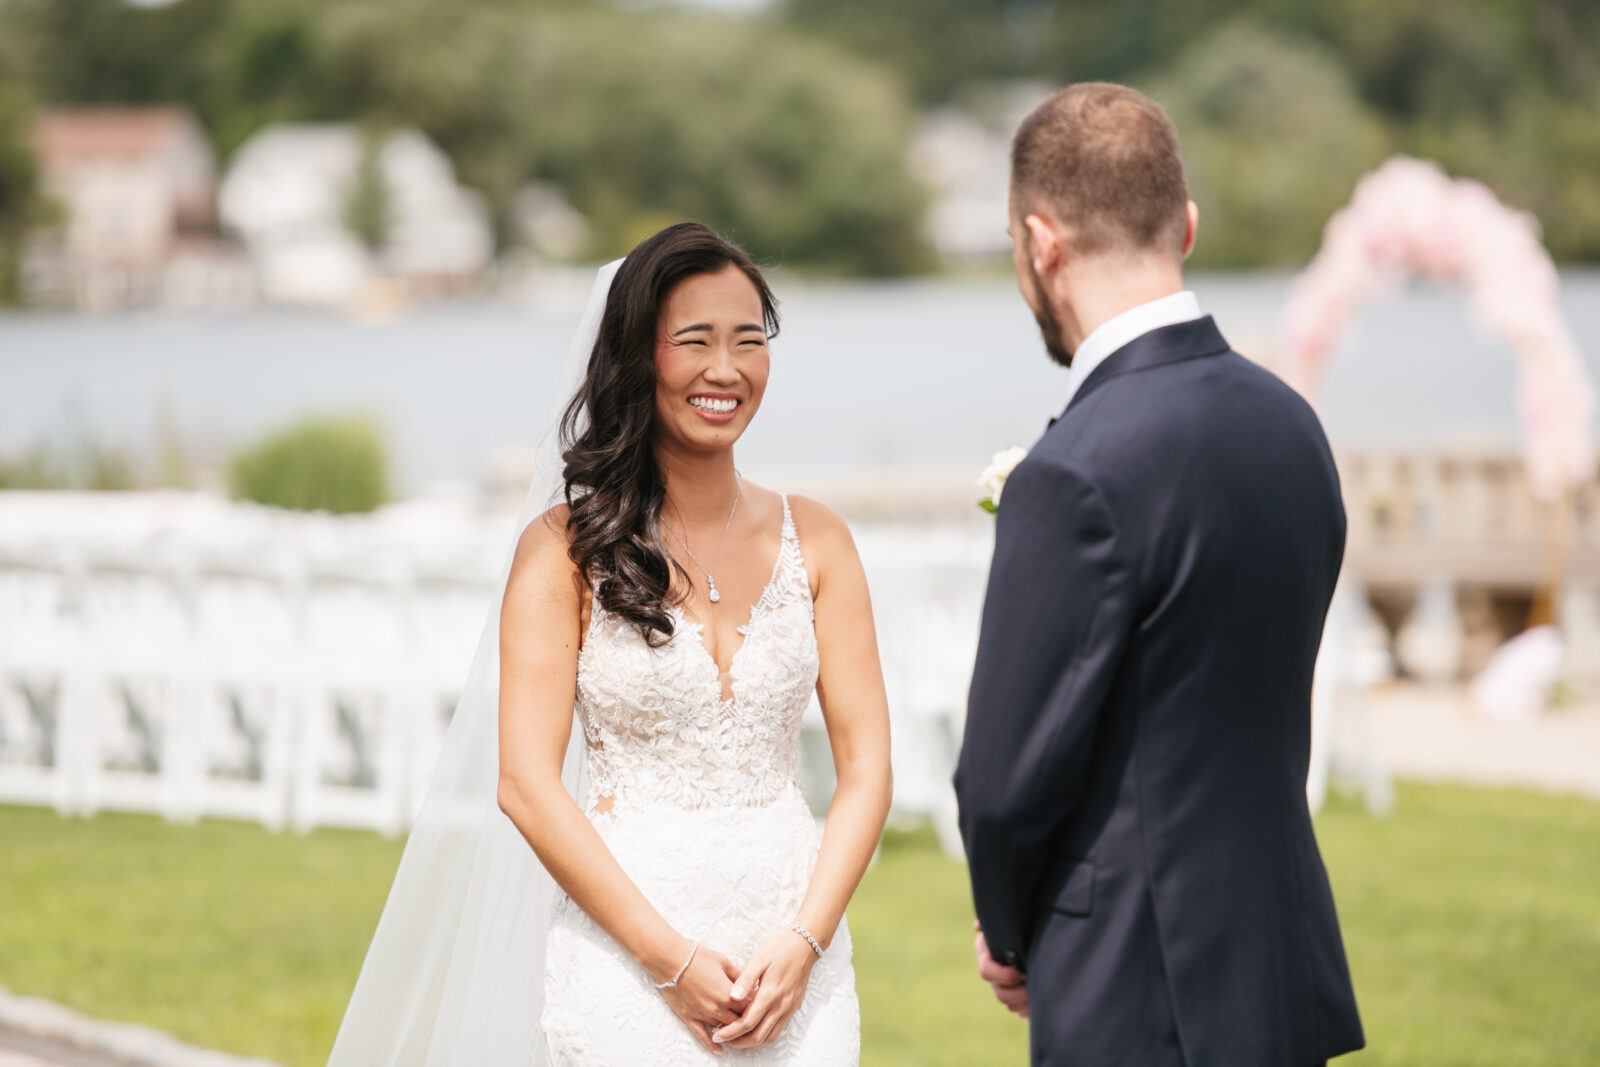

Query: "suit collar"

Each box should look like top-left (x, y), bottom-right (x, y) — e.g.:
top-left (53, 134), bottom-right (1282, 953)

top-left (1057, 315), bottom-right (1231, 421)
top-left (1063, 290), bottom-right (1203, 407)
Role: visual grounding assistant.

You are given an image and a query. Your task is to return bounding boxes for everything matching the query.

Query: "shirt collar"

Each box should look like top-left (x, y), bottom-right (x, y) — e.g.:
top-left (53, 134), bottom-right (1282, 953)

top-left (1062, 290), bottom-right (1203, 406)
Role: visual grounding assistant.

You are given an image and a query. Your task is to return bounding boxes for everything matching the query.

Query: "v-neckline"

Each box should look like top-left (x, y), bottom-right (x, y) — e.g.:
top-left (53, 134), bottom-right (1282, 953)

top-left (671, 522), bottom-right (790, 705)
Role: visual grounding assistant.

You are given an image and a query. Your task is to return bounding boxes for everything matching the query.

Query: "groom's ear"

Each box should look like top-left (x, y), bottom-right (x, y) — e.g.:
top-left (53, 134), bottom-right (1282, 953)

top-left (1181, 200), bottom-right (1199, 260)
top-left (1022, 213), bottom-right (1060, 276)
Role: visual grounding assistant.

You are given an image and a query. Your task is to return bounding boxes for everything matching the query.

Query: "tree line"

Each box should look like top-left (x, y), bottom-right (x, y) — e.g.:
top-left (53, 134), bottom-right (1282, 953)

top-left (785, 0), bottom-right (1600, 268)
top-left (0, 0), bottom-right (1595, 299)
top-left (0, 0), bottom-right (931, 296)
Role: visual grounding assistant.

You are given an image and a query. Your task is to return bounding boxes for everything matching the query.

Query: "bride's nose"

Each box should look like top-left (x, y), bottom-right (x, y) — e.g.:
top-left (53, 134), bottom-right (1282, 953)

top-left (703, 345), bottom-right (740, 384)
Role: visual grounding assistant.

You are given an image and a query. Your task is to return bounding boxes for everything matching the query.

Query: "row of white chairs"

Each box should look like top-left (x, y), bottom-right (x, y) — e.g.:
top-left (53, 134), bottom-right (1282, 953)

top-left (0, 492), bottom-right (1000, 846)
top-left (0, 491), bottom-right (1392, 849)
top-left (0, 532), bottom-right (498, 835)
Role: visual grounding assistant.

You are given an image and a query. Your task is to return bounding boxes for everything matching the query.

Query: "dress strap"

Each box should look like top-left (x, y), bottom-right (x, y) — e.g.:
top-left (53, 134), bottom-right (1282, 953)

top-left (582, 574), bottom-right (605, 643)
top-left (780, 494), bottom-right (797, 542)
top-left (776, 494), bottom-right (812, 612)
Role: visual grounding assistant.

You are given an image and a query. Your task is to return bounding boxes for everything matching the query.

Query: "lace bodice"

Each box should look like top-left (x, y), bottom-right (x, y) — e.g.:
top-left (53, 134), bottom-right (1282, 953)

top-left (546, 495), bottom-right (858, 1065)
top-left (575, 495), bottom-right (818, 814)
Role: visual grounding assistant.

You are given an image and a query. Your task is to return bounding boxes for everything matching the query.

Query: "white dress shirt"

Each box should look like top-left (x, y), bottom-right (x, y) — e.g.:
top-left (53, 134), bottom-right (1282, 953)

top-left (1061, 290), bottom-right (1204, 408)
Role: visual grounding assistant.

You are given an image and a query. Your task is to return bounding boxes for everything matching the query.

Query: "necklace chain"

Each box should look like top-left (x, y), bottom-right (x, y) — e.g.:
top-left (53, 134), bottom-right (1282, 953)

top-left (662, 478), bottom-right (741, 604)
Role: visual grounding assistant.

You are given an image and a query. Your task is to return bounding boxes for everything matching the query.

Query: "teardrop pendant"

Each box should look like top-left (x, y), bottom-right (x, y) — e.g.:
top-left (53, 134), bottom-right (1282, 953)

top-left (708, 579), bottom-right (721, 604)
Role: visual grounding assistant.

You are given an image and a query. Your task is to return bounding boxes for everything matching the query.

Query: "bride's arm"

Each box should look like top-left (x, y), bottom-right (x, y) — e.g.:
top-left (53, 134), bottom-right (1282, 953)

top-left (716, 497), bottom-right (893, 1051)
top-left (496, 508), bottom-right (743, 1052)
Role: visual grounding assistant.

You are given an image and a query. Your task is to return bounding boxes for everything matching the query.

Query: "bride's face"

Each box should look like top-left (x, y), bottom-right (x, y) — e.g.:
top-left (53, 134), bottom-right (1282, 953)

top-left (652, 265), bottom-right (771, 454)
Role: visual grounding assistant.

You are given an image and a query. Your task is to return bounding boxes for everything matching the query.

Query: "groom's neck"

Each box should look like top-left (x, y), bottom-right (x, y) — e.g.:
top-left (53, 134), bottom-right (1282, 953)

top-left (1057, 257), bottom-right (1186, 354)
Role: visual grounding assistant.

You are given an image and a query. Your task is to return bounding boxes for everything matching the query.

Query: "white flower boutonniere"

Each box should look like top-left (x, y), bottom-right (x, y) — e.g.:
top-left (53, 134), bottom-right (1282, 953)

top-left (978, 446), bottom-right (1027, 514)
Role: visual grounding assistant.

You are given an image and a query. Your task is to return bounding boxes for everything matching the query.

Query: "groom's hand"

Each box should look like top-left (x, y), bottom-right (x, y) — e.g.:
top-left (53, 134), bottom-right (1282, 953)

top-left (974, 921), bottom-right (1029, 1019)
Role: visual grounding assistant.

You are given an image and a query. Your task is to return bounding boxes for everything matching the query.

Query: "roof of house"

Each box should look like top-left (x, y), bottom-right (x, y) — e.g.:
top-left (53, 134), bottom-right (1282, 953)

top-left (33, 107), bottom-right (204, 163)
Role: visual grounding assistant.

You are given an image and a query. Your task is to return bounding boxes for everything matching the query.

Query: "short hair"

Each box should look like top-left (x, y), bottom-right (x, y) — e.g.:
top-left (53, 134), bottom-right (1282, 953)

top-left (1011, 83), bottom-right (1190, 257)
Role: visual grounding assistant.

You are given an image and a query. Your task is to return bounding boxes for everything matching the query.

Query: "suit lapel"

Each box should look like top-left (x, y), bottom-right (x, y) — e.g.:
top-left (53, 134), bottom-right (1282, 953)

top-left (1058, 315), bottom-right (1232, 422)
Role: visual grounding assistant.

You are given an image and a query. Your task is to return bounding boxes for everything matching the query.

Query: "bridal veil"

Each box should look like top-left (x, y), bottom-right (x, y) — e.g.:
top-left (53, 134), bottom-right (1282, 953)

top-left (326, 260), bottom-right (622, 1066)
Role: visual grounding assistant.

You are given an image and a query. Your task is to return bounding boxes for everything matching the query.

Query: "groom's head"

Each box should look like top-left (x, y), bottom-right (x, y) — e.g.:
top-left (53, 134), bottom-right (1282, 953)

top-left (1009, 83), bottom-right (1198, 367)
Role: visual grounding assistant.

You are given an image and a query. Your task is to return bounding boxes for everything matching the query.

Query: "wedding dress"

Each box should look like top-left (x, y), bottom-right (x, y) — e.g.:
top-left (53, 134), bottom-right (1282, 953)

top-left (326, 262), bottom-right (858, 1067)
top-left (540, 495), bottom-right (860, 1064)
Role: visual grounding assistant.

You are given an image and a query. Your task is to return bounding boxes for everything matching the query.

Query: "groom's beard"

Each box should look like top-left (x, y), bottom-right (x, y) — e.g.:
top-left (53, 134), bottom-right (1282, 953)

top-left (1026, 262), bottom-right (1074, 368)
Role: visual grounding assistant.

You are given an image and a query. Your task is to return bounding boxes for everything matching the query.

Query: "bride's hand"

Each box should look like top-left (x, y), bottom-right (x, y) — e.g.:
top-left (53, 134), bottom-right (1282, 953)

top-left (713, 928), bottom-right (819, 1050)
top-left (656, 940), bottom-right (745, 1055)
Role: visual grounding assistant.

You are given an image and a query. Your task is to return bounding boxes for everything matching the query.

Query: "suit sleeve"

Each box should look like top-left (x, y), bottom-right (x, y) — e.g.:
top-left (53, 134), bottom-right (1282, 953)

top-left (954, 454), bottom-right (1136, 972)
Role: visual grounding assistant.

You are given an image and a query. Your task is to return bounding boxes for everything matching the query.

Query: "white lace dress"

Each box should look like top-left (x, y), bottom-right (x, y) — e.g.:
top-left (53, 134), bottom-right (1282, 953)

top-left (540, 497), bottom-right (861, 1065)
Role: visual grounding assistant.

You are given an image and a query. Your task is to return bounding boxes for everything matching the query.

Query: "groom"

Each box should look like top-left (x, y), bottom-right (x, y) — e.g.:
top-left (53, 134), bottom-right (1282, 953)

top-left (954, 83), bottom-right (1365, 1066)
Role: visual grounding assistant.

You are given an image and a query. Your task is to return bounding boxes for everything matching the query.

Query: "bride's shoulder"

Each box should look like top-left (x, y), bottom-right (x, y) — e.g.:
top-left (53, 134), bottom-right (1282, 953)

top-left (517, 502), bottom-right (574, 550)
top-left (783, 494), bottom-right (858, 563)
top-left (508, 504), bottom-right (580, 594)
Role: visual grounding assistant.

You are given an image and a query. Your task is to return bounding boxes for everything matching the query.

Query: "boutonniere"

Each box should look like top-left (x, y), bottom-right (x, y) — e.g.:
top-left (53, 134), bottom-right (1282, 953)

top-left (977, 446), bottom-right (1027, 514)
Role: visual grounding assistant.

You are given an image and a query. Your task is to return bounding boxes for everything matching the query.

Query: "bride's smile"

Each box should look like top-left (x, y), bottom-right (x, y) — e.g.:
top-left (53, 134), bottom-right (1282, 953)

top-left (653, 264), bottom-right (770, 450)
top-left (687, 393), bottom-right (740, 419)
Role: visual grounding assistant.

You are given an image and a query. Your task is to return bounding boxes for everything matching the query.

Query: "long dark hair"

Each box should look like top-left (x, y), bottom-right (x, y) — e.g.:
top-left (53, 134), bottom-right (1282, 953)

top-left (560, 222), bottom-right (779, 645)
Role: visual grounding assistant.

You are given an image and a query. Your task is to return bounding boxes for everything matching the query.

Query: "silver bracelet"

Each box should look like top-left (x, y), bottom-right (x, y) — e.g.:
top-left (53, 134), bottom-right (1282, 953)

top-left (790, 924), bottom-right (824, 959)
top-left (655, 941), bottom-right (698, 990)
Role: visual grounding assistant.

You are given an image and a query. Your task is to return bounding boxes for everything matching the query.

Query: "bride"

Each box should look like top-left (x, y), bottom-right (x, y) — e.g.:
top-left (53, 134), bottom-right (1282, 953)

top-left (328, 222), bottom-right (892, 1065)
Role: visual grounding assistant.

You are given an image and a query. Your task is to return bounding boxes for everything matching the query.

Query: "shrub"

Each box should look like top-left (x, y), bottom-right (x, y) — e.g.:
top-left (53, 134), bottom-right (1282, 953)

top-left (0, 437), bottom-right (139, 491)
top-left (227, 413), bottom-right (389, 514)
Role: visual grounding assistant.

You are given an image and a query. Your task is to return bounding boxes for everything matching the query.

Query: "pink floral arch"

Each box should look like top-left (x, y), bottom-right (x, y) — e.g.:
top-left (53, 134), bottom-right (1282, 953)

top-left (1282, 156), bottom-right (1595, 502)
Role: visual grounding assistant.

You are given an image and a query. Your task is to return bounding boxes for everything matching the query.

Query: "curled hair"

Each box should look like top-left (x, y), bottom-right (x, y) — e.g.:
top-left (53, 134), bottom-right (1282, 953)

top-left (560, 222), bottom-right (779, 645)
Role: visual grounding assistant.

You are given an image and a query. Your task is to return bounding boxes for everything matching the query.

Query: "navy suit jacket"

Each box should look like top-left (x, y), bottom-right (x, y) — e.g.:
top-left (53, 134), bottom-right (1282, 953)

top-left (954, 317), bottom-right (1364, 1066)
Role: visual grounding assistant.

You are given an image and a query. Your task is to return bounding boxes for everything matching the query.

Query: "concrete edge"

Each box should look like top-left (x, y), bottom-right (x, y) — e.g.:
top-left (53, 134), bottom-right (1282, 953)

top-left (0, 988), bottom-right (286, 1067)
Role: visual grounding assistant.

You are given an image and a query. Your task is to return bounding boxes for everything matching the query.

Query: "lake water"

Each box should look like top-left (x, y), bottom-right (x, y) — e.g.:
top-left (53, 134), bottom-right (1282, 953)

top-left (3, 270), bottom-right (1598, 495)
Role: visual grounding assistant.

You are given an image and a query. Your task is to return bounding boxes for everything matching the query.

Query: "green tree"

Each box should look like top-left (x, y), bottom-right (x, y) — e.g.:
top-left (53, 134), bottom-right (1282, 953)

top-left (200, 1), bottom-right (339, 157)
top-left (517, 11), bottom-right (930, 273)
top-left (2, 0), bottom-right (1589, 271)
top-left (1147, 22), bottom-right (1389, 269)
top-left (781, 0), bottom-right (1311, 104)
top-left (0, 79), bottom-right (41, 304)
top-left (1307, 0), bottom-right (1600, 261)
top-left (313, 0), bottom-right (540, 250)
top-left (304, 2), bottom-right (929, 272)
top-left (343, 128), bottom-right (391, 253)
top-left (1305, 0), bottom-right (1591, 120)
top-left (785, 0), bottom-right (1600, 265)
top-left (781, 0), bottom-right (1053, 104)
top-left (0, 0), bottom-right (230, 107)
top-left (1404, 85), bottom-right (1600, 262)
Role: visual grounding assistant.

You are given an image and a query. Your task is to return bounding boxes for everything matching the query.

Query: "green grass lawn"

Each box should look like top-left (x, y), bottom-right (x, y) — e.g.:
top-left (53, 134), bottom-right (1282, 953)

top-left (2, 783), bottom-right (1597, 1066)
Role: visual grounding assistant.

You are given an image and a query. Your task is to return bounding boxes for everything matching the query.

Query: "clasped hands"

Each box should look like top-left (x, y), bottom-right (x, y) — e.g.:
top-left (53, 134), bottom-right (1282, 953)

top-left (973, 921), bottom-right (1029, 1018)
top-left (657, 928), bottom-right (820, 1054)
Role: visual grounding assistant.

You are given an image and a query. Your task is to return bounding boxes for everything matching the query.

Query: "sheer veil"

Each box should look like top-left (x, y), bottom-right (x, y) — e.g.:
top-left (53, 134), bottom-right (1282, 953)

top-left (327, 259), bottom-right (623, 1067)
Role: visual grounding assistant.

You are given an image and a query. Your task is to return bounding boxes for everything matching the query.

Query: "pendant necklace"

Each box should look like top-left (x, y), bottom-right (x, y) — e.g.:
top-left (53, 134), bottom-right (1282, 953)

top-left (663, 478), bottom-right (741, 604)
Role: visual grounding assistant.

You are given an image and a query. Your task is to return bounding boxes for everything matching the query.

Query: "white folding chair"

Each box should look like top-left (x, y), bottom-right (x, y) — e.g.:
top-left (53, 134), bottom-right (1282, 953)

top-left (0, 544), bottom-right (80, 813)
top-left (74, 544), bottom-right (200, 821)
top-left (1308, 579), bottom-right (1395, 817)
top-left (190, 546), bottom-right (303, 830)
top-left (293, 552), bottom-right (414, 835)
top-left (405, 553), bottom-right (497, 822)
